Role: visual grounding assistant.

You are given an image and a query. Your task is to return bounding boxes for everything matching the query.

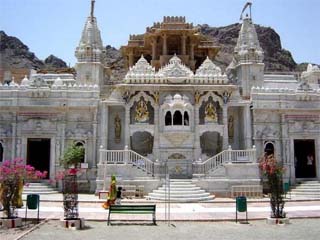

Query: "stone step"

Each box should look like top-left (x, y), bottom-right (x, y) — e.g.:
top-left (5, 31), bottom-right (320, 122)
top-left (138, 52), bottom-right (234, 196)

top-left (152, 189), bottom-right (206, 195)
top-left (161, 183), bottom-right (198, 188)
top-left (295, 185), bottom-right (320, 189)
top-left (147, 195), bottom-right (215, 202)
top-left (147, 180), bottom-right (214, 202)
top-left (290, 191), bottom-right (320, 195)
top-left (158, 187), bottom-right (201, 191)
top-left (291, 188), bottom-right (320, 193)
top-left (23, 182), bottom-right (59, 195)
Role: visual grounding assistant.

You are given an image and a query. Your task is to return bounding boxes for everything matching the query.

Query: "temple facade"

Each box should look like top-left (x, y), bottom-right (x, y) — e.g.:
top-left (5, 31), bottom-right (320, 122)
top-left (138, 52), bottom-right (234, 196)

top-left (0, 1), bottom-right (320, 196)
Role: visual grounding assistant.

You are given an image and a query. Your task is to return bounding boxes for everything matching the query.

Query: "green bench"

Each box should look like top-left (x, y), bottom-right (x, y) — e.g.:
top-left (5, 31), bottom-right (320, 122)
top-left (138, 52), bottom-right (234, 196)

top-left (107, 204), bottom-right (156, 225)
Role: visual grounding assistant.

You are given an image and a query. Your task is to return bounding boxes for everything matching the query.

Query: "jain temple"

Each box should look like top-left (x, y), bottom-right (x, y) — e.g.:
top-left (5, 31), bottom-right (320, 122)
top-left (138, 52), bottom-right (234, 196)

top-left (0, 1), bottom-right (320, 199)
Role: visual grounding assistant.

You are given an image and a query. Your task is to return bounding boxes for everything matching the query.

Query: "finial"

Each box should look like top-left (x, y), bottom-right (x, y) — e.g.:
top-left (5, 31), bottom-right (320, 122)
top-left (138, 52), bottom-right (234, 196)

top-left (240, 2), bottom-right (252, 21)
top-left (90, 0), bottom-right (95, 21)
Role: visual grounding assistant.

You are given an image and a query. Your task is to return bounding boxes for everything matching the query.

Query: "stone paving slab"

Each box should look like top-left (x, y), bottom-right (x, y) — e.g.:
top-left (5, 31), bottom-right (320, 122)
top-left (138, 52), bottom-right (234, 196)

top-left (2, 200), bottom-right (320, 221)
top-left (17, 219), bottom-right (320, 240)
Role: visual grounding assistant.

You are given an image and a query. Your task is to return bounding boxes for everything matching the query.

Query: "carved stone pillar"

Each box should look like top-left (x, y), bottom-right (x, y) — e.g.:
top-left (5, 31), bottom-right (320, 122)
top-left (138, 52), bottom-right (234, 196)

top-left (128, 51), bottom-right (134, 67)
top-left (11, 122), bottom-right (16, 160)
top-left (190, 43), bottom-right (195, 60)
top-left (194, 102), bottom-right (201, 161)
top-left (61, 122), bottom-right (66, 159)
top-left (152, 38), bottom-right (157, 60)
top-left (101, 103), bottom-right (108, 149)
top-left (153, 105), bottom-right (160, 159)
top-left (162, 34), bottom-right (167, 55)
top-left (244, 104), bottom-right (252, 148)
top-left (181, 35), bottom-right (186, 55)
top-left (124, 105), bottom-right (130, 148)
top-left (222, 104), bottom-right (229, 150)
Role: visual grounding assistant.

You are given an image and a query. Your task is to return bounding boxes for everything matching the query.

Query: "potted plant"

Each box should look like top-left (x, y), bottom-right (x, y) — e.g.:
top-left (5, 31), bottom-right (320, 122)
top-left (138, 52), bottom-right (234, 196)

top-left (0, 158), bottom-right (47, 227)
top-left (259, 154), bottom-right (289, 224)
top-left (59, 144), bottom-right (85, 229)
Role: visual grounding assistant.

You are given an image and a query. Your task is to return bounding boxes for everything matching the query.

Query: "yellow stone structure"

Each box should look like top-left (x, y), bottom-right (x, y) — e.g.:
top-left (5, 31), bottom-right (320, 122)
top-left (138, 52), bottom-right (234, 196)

top-left (121, 16), bottom-right (220, 71)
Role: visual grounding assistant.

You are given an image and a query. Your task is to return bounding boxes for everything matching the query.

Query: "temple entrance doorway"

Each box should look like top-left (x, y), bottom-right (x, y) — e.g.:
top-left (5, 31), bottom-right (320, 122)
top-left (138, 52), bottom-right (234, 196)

top-left (294, 139), bottom-right (316, 178)
top-left (27, 138), bottom-right (50, 179)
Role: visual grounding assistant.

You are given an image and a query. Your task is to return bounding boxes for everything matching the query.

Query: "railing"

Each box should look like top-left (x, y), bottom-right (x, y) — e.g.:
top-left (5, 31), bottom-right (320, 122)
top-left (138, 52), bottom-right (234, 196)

top-left (193, 147), bottom-right (256, 175)
top-left (99, 149), bottom-right (154, 175)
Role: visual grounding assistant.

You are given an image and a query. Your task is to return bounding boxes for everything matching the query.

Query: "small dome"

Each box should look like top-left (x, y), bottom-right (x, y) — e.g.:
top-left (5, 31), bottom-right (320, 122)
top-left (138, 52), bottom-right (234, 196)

top-left (20, 75), bottom-right (30, 86)
top-left (173, 93), bottom-right (182, 100)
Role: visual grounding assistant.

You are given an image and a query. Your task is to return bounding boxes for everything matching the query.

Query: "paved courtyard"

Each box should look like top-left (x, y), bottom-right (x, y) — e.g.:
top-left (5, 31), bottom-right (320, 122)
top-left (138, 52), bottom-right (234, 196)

top-left (10, 219), bottom-right (320, 240)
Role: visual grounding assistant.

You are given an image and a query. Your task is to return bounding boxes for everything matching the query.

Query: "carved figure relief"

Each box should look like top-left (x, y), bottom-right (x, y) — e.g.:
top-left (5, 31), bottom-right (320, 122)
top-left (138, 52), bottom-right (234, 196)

top-left (134, 98), bottom-right (149, 123)
top-left (153, 91), bottom-right (159, 104)
top-left (114, 114), bottom-right (121, 143)
top-left (194, 91), bottom-right (201, 104)
top-left (204, 102), bottom-right (217, 123)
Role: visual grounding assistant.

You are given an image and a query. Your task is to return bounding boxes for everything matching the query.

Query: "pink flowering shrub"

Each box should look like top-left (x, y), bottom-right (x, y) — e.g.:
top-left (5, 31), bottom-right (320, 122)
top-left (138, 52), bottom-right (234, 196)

top-left (259, 154), bottom-right (286, 218)
top-left (0, 158), bottom-right (47, 218)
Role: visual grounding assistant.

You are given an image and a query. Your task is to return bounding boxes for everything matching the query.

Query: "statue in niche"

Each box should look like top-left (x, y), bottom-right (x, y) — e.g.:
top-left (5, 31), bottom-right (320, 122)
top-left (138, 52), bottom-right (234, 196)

top-left (204, 102), bottom-right (217, 123)
top-left (228, 116), bottom-right (234, 140)
top-left (114, 114), bottom-right (121, 143)
top-left (134, 99), bottom-right (149, 123)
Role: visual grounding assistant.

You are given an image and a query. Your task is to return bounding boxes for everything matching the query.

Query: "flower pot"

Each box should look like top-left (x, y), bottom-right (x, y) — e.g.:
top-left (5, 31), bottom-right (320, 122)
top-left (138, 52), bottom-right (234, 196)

top-left (0, 217), bottom-right (22, 228)
top-left (266, 217), bottom-right (290, 225)
top-left (60, 218), bottom-right (85, 230)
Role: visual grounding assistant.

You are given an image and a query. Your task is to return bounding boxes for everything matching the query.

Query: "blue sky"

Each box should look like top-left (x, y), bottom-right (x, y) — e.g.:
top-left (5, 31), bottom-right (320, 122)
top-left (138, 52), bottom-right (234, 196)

top-left (1, 0), bottom-right (319, 67)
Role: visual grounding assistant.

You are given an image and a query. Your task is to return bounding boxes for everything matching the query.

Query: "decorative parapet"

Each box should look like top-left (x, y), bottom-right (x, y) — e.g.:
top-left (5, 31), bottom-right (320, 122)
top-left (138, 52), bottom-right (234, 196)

top-left (251, 86), bottom-right (320, 94)
top-left (0, 75), bottom-right (99, 92)
top-left (124, 55), bottom-right (228, 85)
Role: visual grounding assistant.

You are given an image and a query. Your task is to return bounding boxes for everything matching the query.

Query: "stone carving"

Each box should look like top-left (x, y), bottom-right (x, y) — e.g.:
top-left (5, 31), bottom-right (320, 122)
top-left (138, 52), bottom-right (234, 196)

top-left (114, 114), bottom-right (121, 143)
top-left (134, 98), bottom-right (149, 123)
top-left (194, 91), bottom-right (201, 104)
top-left (204, 102), bottom-right (217, 123)
top-left (256, 126), bottom-right (279, 138)
top-left (152, 91), bottom-right (159, 104)
top-left (195, 56), bottom-right (222, 76)
top-left (125, 55), bottom-right (155, 83)
top-left (158, 55), bottom-right (193, 83)
top-left (222, 91), bottom-right (231, 104)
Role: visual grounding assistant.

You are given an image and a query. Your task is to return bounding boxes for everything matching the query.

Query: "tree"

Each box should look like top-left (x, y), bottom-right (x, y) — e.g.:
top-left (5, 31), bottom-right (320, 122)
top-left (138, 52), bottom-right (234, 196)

top-left (60, 144), bottom-right (85, 169)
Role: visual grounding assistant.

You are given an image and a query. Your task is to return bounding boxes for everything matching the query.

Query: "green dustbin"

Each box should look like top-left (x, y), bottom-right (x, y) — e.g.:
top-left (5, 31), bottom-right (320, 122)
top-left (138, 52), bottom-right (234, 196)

top-left (283, 182), bottom-right (290, 193)
top-left (26, 194), bottom-right (39, 210)
top-left (236, 196), bottom-right (247, 212)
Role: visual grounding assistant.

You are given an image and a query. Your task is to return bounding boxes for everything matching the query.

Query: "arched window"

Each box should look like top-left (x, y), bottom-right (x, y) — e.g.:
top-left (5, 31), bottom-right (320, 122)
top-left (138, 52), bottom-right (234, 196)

top-left (0, 142), bottom-right (3, 162)
top-left (184, 111), bottom-right (189, 126)
top-left (165, 111), bottom-right (172, 126)
top-left (173, 111), bottom-right (182, 125)
top-left (264, 142), bottom-right (274, 156)
top-left (75, 141), bottom-right (85, 163)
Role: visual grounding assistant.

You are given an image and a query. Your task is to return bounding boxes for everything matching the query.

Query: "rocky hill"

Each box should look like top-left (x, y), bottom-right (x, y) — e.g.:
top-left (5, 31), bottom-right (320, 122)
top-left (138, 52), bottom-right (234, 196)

top-left (199, 23), bottom-right (297, 72)
top-left (0, 31), bottom-right (68, 81)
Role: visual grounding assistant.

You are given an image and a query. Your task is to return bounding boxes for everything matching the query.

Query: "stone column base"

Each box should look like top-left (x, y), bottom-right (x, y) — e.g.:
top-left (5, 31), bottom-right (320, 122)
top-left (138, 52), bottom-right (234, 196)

top-left (266, 217), bottom-right (290, 225)
top-left (61, 218), bottom-right (85, 230)
top-left (0, 217), bottom-right (23, 228)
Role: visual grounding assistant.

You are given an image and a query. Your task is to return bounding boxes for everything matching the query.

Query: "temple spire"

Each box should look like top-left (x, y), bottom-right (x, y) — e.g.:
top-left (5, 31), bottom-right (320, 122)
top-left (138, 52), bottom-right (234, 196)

top-left (90, 0), bottom-right (95, 22)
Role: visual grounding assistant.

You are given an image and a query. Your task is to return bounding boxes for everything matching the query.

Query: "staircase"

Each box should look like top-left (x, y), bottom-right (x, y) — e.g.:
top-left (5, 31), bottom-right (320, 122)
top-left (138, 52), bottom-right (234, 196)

top-left (23, 181), bottom-right (59, 195)
top-left (147, 179), bottom-right (215, 202)
top-left (289, 181), bottom-right (320, 199)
